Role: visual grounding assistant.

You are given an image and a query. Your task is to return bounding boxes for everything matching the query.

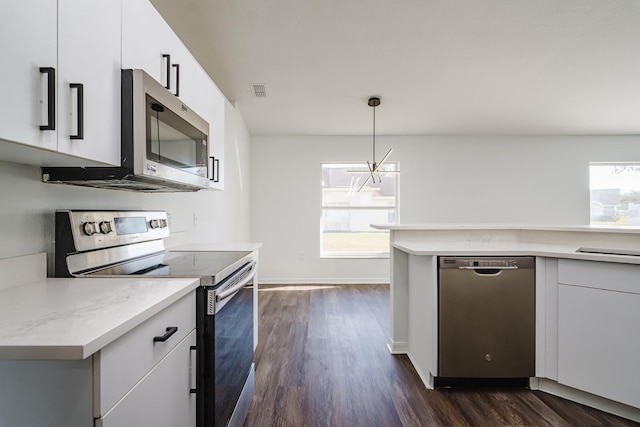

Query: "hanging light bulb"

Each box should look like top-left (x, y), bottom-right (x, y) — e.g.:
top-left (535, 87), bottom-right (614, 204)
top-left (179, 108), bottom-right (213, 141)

top-left (348, 96), bottom-right (399, 192)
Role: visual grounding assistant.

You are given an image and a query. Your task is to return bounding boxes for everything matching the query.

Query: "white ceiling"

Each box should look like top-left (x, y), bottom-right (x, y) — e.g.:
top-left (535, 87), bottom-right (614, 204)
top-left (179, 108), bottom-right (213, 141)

top-left (150, 0), bottom-right (640, 136)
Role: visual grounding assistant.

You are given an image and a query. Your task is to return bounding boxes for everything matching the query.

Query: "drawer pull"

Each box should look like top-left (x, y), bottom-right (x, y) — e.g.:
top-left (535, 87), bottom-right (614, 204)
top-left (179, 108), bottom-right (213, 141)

top-left (153, 326), bottom-right (178, 343)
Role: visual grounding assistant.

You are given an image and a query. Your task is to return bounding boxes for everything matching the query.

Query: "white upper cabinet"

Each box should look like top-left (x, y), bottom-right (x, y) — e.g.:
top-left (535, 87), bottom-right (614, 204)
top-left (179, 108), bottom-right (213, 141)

top-left (208, 85), bottom-right (226, 191)
top-left (0, 0), bottom-right (121, 166)
top-left (56, 0), bottom-right (121, 165)
top-left (0, 1), bottom-right (58, 152)
top-left (193, 74), bottom-right (226, 190)
top-left (1, 0), bottom-right (224, 178)
top-left (122, 0), bottom-right (199, 106)
top-left (122, 0), bottom-right (173, 88)
top-left (122, 0), bottom-right (226, 189)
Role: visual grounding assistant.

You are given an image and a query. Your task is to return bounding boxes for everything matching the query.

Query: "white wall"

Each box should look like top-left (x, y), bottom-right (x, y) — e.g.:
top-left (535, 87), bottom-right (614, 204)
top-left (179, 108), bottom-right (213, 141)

top-left (251, 135), bottom-right (640, 283)
top-left (0, 101), bottom-right (251, 275)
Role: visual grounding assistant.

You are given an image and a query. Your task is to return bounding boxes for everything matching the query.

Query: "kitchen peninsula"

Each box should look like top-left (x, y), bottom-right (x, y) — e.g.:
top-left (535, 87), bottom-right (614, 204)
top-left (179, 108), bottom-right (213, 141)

top-left (373, 224), bottom-right (640, 423)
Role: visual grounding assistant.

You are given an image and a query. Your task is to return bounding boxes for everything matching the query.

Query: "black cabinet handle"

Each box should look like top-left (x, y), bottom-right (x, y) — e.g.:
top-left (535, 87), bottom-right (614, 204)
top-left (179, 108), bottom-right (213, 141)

top-left (153, 326), bottom-right (178, 342)
top-left (172, 63), bottom-right (180, 97)
top-left (190, 345), bottom-right (197, 394)
top-left (209, 156), bottom-right (220, 183)
top-left (162, 54), bottom-right (171, 90)
top-left (70, 83), bottom-right (84, 140)
top-left (39, 67), bottom-right (55, 131)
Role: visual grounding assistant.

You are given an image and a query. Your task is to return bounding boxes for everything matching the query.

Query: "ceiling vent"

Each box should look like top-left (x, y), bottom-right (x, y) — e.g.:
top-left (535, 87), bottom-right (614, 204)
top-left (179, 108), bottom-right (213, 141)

top-left (250, 83), bottom-right (267, 98)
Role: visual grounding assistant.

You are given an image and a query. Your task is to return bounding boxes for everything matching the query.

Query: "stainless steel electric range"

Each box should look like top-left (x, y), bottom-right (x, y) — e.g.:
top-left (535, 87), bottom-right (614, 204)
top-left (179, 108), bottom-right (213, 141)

top-left (54, 210), bottom-right (257, 427)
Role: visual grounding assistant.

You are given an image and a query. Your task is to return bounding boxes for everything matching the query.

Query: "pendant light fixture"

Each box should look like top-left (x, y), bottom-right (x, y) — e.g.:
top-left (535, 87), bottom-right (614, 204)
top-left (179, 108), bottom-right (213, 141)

top-left (349, 96), bottom-right (399, 192)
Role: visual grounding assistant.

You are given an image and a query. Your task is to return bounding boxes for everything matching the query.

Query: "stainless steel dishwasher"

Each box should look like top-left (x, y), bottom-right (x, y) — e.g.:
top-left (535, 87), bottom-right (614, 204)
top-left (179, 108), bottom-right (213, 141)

top-left (438, 256), bottom-right (535, 379)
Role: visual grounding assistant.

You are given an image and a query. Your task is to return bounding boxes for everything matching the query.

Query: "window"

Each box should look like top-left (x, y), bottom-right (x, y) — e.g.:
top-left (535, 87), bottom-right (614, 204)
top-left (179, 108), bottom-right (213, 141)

top-left (590, 163), bottom-right (640, 226)
top-left (321, 163), bottom-right (398, 257)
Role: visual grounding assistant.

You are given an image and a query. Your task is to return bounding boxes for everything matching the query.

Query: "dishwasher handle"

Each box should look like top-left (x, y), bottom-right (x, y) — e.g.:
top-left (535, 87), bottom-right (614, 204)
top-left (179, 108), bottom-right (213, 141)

top-left (459, 265), bottom-right (518, 276)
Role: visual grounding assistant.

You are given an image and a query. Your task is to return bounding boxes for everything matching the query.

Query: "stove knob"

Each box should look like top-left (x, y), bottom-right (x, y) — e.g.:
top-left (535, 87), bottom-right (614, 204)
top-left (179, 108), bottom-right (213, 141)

top-left (150, 219), bottom-right (160, 229)
top-left (160, 219), bottom-right (168, 228)
top-left (99, 221), bottom-right (113, 234)
top-left (82, 222), bottom-right (99, 236)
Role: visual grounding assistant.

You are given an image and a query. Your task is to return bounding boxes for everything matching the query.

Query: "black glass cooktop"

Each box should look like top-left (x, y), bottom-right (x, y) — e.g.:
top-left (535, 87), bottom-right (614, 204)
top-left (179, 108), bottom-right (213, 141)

top-left (86, 251), bottom-right (251, 282)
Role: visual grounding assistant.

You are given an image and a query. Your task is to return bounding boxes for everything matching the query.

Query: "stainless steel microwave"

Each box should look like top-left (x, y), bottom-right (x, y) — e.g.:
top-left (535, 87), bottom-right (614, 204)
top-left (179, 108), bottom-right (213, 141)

top-left (43, 69), bottom-right (211, 192)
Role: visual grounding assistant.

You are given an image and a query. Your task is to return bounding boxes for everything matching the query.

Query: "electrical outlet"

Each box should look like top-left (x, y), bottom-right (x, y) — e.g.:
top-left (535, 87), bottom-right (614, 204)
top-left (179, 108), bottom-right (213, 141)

top-left (299, 252), bottom-right (304, 260)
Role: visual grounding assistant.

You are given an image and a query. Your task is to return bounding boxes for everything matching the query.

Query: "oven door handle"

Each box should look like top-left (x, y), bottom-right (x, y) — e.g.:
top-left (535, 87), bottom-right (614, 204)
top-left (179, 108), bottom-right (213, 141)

top-left (215, 264), bottom-right (257, 303)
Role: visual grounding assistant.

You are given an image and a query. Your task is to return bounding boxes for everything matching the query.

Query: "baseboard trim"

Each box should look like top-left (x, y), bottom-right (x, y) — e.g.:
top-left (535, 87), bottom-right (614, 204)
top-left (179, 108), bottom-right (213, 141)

top-left (407, 352), bottom-right (435, 390)
top-left (387, 340), bottom-right (408, 354)
top-left (259, 278), bottom-right (390, 285)
top-left (535, 378), bottom-right (640, 422)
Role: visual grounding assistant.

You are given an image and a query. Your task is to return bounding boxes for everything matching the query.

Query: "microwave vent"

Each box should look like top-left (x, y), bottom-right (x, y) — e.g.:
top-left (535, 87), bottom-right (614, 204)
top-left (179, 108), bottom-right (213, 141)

top-left (250, 83), bottom-right (267, 98)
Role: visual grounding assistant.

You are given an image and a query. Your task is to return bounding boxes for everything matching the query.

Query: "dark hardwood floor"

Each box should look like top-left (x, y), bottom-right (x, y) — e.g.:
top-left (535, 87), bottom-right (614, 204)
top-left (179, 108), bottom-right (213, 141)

top-left (245, 284), bottom-right (638, 427)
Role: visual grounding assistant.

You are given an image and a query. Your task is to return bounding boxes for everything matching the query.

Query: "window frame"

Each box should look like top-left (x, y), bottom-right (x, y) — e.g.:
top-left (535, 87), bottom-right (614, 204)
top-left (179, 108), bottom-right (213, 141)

top-left (589, 162), bottom-right (640, 228)
top-left (320, 161), bottom-right (399, 259)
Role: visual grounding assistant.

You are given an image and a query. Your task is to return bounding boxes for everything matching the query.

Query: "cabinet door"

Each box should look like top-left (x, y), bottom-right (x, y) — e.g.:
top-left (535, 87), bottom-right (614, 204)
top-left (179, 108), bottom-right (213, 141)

top-left (57, 0), bottom-right (121, 165)
top-left (96, 330), bottom-right (197, 427)
top-left (193, 76), bottom-right (225, 190)
top-left (122, 0), bottom-right (211, 111)
top-left (94, 292), bottom-right (195, 417)
top-left (122, 0), bottom-right (182, 91)
top-left (177, 59), bottom-right (225, 190)
top-left (558, 284), bottom-right (640, 408)
top-left (0, 0), bottom-right (57, 151)
top-left (207, 85), bottom-right (226, 190)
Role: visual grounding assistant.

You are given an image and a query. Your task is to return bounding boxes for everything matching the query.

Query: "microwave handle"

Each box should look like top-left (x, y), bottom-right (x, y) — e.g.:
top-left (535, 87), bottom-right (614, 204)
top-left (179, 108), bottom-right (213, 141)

top-left (172, 63), bottom-right (180, 97)
top-left (162, 54), bottom-right (171, 90)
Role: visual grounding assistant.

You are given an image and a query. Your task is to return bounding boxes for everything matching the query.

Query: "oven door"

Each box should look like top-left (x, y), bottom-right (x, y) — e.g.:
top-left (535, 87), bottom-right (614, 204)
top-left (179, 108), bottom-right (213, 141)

top-left (198, 263), bottom-right (256, 427)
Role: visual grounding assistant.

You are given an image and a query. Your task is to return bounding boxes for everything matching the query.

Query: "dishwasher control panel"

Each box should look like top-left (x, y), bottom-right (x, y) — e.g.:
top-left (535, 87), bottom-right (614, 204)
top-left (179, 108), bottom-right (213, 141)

top-left (439, 256), bottom-right (535, 269)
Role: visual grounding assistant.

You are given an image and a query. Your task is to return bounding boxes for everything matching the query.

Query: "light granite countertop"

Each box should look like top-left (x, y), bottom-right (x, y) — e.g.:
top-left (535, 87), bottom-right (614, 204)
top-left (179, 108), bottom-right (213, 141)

top-left (373, 223), bottom-right (640, 234)
top-left (0, 276), bottom-right (199, 360)
top-left (392, 241), bottom-right (640, 265)
top-left (378, 224), bottom-right (640, 264)
top-left (168, 242), bottom-right (262, 252)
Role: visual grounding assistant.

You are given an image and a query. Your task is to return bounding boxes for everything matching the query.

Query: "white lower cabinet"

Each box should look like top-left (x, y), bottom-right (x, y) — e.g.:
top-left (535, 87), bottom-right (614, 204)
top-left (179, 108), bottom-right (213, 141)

top-left (94, 290), bottom-right (197, 426)
top-left (0, 291), bottom-right (196, 427)
top-left (96, 330), bottom-right (196, 427)
top-left (93, 291), bottom-right (195, 416)
top-left (557, 260), bottom-right (640, 409)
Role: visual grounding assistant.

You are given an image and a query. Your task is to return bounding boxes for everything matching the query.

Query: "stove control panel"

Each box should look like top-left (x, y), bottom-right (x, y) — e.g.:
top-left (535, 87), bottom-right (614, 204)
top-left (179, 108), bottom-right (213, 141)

top-left (58, 210), bottom-right (170, 253)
